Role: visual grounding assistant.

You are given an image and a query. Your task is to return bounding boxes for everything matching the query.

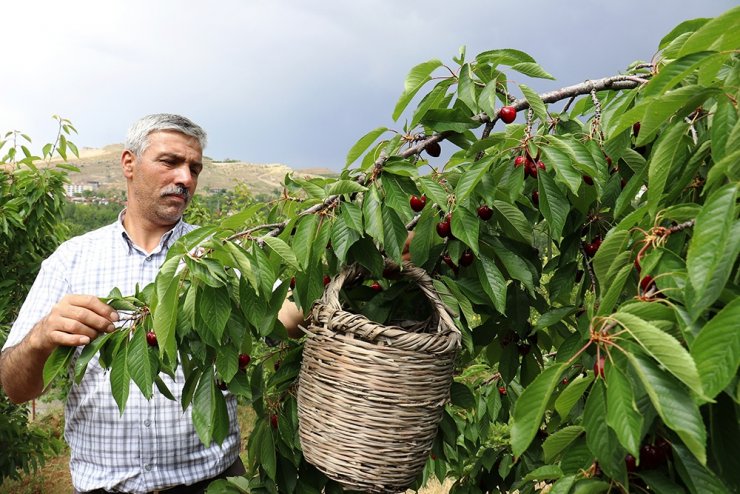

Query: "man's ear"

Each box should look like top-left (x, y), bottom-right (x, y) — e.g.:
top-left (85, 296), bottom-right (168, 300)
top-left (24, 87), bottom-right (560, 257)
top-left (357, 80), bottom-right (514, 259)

top-left (121, 149), bottom-right (136, 179)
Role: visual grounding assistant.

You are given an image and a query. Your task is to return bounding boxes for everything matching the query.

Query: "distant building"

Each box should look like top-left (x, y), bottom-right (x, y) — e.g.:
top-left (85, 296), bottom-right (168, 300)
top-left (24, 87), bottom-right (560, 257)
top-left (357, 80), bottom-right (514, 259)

top-left (64, 181), bottom-right (100, 196)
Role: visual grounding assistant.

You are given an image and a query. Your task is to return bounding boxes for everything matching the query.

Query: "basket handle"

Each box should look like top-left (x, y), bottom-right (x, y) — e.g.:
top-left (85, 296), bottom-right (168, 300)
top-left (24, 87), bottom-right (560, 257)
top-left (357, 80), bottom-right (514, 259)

top-left (319, 259), bottom-right (460, 336)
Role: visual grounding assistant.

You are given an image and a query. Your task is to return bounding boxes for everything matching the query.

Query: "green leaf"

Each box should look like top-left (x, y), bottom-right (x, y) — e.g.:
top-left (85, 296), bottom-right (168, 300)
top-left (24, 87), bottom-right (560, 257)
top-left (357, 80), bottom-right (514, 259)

top-left (605, 364), bottom-right (643, 458)
top-left (626, 352), bottom-right (707, 465)
top-left (340, 202), bottom-right (363, 233)
top-left (591, 230), bottom-right (630, 290)
top-left (450, 381), bottom-right (476, 409)
top-left (522, 465), bottom-right (563, 483)
top-left (638, 86), bottom-right (720, 147)
top-left (535, 306), bottom-right (575, 329)
top-left (537, 171), bottom-right (569, 240)
top-left (493, 200), bottom-right (532, 245)
top-left (216, 345), bottom-right (240, 383)
top-left (154, 274), bottom-right (180, 363)
top-left (510, 363), bottom-right (566, 457)
top-left (127, 327), bottom-right (155, 400)
top-left (594, 261), bottom-right (629, 316)
top-left (457, 63), bottom-right (478, 113)
top-left (555, 374), bottom-right (594, 420)
top-left (393, 59), bottom-right (443, 121)
top-left (110, 339), bottom-right (131, 414)
top-left (613, 312), bottom-right (706, 400)
top-left (511, 62), bottom-right (554, 80)
top-left (647, 122), bottom-right (689, 218)
top-left (263, 236), bottom-right (299, 270)
top-left (685, 183), bottom-right (739, 319)
top-left (541, 139), bottom-right (582, 195)
top-left (454, 157), bottom-right (494, 203)
top-left (421, 108), bottom-right (479, 133)
top-left (74, 332), bottom-right (116, 384)
top-left (42, 346), bottom-right (75, 388)
top-left (451, 205), bottom-right (480, 255)
top-left (673, 442), bottom-right (732, 494)
top-left (381, 206), bottom-right (408, 264)
top-left (330, 217), bottom-right (360, 264)
top-left (583, 379), bottom-right (626, 483)
top-left (198, 285), bottom-right (232, 343)
top-left (678, 6), bottom-right (740, 56)
top-left (362, 185), bottom-right (384, 245)
top-left (292, 214), bottom-right (319, 270)
top-left (711, 98), bottom-right (737, 165)
top-left (345, 127), bottom-right (389, 168)
top-left (477, 256), bottom-right (507, 315)
top-left (642, 52), bottom-right (721, 97)
top-left (691, 297), bottom-right (740, 398)
top-left (519, 84), bottom-right (549, 123)
top-left (549, 475), bottom-right (577, 494)
top-left (418, 176), bottom-right (450, 210)
top-left (542, 425), bottom-right (584, 462)
top-left (192, 367), bottom-right (216, 447)
top-left (326, 179), bottom-right (368, 196)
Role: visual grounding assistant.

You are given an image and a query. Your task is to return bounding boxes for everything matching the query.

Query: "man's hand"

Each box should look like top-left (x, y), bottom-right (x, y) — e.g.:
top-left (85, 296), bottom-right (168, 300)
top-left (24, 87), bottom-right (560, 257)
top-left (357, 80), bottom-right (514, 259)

top-left (0, 294), bottom-right (118, 404)
top-left (28, 294), bottom-right (119, 354)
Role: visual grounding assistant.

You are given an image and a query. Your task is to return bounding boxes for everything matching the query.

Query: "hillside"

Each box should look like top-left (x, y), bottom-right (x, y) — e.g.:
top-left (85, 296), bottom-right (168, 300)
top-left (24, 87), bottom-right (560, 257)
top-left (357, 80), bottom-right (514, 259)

top-left (57, 144), bottom-right (335, 197)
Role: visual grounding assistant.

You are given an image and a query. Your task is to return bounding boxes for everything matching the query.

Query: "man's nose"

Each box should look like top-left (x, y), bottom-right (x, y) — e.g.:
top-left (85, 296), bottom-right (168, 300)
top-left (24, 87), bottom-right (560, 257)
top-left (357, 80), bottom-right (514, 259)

top-left (173, 165), bottom-right (195, 188)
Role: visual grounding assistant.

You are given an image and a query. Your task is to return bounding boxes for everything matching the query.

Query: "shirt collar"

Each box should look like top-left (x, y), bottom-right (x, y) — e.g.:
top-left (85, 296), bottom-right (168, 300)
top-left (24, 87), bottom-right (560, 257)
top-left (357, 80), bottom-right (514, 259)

top-left (116, 208), bottom-right (186, 255)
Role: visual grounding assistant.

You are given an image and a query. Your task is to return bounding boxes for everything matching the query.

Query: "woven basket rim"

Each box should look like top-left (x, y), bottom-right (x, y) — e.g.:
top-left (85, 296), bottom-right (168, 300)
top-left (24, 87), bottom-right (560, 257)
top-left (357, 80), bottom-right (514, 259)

top-left (307, 260), bottom-right (460, 354)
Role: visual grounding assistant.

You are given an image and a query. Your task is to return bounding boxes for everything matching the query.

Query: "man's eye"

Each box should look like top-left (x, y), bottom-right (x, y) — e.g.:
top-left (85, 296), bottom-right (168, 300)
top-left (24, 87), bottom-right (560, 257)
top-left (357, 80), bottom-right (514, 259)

top-left (191, 167), bottom-right (201, 176)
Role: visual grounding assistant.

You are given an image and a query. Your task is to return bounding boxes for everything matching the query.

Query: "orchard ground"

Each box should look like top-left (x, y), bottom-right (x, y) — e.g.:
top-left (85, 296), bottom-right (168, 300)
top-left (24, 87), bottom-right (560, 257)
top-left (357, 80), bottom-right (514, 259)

top-left (0, 404), bottom-right (454, 494)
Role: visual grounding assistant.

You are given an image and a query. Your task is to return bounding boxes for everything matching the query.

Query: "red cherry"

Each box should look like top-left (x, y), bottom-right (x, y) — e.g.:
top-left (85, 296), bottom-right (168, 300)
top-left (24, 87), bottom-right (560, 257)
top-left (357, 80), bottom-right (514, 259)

top-left (442, 254), bottom-right (456, 270)
top-left (632, 122), bottom-right (641, 137)
top-left (409, 194), bottom-right (427, 212)
top-left (217, 380), bottom-right (228, 391)
top-left (640, 444), bottom-right (663, 469)
top-left (425, 141), bottom-right (441, 157)
top-left (536, 161), bottom-right (546, 170)
top-left (561, 377), bottom-right (569, 385)
top-left (514, 156), bottom-right (527, 168)
top-left (584, 236), bottom-right (602, 257)
top-left (625, 454), bottom-right (637, 473)
top-left (146, 331), bottom-right (158, 347)
top-left (238, 353), bottom-right (251, 369)
top-left (498, 386), bottom-right (507, 396)
top-left (593, 356), bottom-right (606, 378)
top-left (575, 270), bottom-right (584, 283)
top-left (531, 190), bottom-right (539, 207)
top-left (583, 175), bottom-right (594, 186)
top-left (370, 281), bottom-right (383, 292)
top-left (499, 106), bottom-right (516, 123)
top-left (639, 275), bottom-right (655, 293)
top-left (459, 250), bottom-right (474, 267)
top-left (477, 204), bottom-right (493, 221)
top-left (323, 275), bottom-right (331, 286)
top-left (289, 277), bottom-right (296, 289)
top-left (436, 220), bottom-right (452, 238)
top-left (605, 156), bottom-right (613, 167)
top-left (517, 343), bottom-right (531, 356)
top-left (525, 161), bottom-right (538, 179)
top-left (270, 414), bottom-right (279, 429)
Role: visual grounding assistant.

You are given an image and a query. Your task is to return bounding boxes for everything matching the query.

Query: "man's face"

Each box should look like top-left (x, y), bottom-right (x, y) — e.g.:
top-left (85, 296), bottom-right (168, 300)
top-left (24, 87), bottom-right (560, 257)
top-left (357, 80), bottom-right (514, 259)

top-left (122, 130), bottom-right (203, 226)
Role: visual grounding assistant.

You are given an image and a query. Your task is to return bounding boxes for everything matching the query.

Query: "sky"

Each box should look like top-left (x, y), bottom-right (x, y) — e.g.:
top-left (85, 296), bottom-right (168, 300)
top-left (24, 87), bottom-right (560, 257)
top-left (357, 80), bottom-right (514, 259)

top-left (0, 0), bottom-right (735, 172)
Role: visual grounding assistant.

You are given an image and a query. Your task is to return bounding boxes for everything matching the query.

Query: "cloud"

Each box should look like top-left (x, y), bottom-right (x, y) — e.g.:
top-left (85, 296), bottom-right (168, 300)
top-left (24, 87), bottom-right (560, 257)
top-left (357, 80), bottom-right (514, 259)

top-left (0, 0), bottom-right (734, 170)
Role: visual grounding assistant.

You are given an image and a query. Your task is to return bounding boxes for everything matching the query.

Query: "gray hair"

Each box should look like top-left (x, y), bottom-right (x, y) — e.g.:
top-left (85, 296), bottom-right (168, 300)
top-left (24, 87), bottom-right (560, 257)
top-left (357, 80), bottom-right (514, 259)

top-left (124, 113), bottom-right (207, 156)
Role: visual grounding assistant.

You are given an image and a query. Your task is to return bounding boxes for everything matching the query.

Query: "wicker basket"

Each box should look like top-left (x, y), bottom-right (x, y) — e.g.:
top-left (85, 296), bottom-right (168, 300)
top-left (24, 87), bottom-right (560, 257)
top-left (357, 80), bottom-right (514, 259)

top-left (297, 260), bottom-right (460, 493)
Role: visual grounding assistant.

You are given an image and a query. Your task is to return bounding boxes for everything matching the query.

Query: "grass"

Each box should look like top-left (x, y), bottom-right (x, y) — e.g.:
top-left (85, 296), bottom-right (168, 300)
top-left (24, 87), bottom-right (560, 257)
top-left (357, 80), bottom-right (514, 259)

top-left (1, 403), bottom-right (452, 493)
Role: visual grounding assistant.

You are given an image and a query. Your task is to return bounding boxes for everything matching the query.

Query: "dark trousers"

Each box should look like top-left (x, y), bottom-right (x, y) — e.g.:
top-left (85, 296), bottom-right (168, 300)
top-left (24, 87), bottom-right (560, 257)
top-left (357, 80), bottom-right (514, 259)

top-left (74, 457), bottom-right (246, 494)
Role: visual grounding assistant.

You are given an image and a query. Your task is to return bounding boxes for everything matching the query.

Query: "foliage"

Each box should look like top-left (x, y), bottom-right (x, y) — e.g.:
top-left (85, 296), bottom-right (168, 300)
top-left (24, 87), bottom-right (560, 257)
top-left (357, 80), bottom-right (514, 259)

top-left (0, 116), bottom-right (77, 483)
top-left (44, 7), bottom-right (740, 494)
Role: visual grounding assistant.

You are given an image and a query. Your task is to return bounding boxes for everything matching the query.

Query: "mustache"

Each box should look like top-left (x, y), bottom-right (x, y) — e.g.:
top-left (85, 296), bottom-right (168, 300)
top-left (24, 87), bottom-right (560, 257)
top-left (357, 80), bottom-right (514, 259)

top-left (161, 185), bottom-right (190, 200)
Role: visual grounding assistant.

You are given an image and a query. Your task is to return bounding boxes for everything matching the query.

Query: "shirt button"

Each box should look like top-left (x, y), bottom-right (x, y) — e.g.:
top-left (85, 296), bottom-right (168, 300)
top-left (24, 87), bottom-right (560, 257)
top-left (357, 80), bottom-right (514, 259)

top-left (144, 419), bottom-right (151, 427)
top-left (144, 464), bottom-right (152, 471)
top-left (145, 256), bottom-right (152, 262)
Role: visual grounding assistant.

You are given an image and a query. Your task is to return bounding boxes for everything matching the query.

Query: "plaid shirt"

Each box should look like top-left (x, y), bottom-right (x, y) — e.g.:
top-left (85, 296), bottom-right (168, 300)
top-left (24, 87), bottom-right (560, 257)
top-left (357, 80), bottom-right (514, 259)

top-left (4, 212), bottom-right (240, 493)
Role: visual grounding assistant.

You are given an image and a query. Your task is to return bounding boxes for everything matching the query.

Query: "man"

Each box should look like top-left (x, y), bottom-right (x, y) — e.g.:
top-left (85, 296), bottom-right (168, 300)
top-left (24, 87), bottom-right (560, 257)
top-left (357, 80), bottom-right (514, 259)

top-left (0, 114), bottom-right (301, 493)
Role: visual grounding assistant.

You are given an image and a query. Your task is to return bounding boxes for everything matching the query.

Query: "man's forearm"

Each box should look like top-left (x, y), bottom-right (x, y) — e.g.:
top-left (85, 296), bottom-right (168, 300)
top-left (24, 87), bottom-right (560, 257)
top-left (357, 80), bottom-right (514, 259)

top-left (0, 331), bottom-right (52, 404)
